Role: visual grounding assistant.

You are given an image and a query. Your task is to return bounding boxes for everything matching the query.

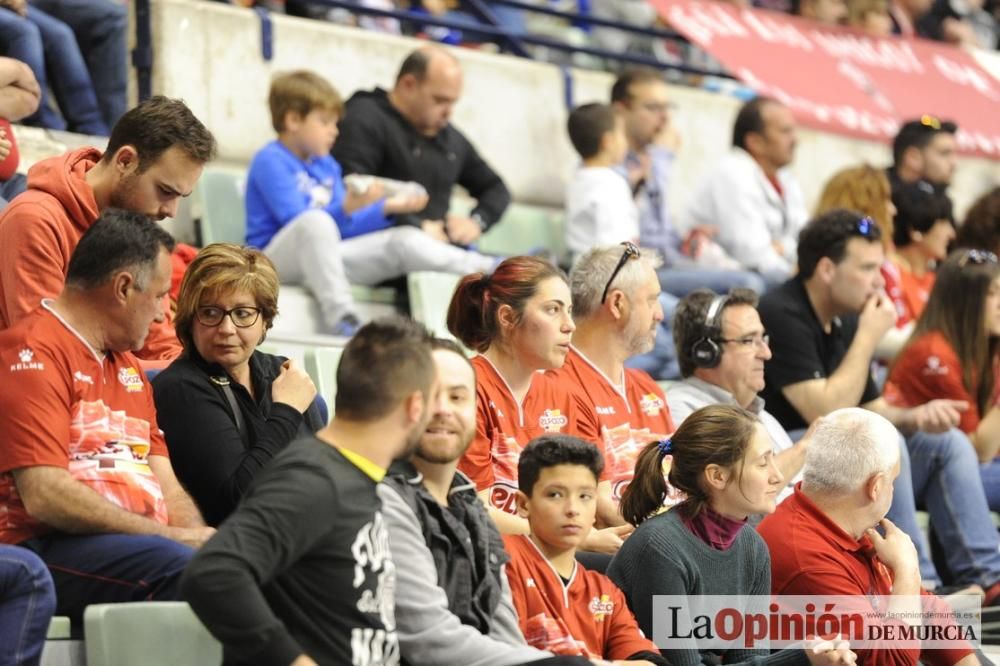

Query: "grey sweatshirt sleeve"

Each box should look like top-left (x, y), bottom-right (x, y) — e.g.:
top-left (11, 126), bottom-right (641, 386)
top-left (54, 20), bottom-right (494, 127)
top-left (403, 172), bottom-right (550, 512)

top-left (489, 566), bottom-right (532, 647)
top-left (378, 484), bottom-right (551, 666)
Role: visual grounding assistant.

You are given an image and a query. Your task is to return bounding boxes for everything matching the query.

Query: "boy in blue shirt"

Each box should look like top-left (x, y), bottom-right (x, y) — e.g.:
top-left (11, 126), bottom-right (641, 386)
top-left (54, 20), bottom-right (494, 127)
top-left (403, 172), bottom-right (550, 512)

top-left (246, 70), bottom-right (495, 336)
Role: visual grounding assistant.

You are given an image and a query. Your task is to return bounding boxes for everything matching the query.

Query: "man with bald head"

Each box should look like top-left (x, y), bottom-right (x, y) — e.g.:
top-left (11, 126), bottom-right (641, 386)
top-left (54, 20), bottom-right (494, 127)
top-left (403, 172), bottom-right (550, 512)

top-left (334, 46), bottom-right (510, 248)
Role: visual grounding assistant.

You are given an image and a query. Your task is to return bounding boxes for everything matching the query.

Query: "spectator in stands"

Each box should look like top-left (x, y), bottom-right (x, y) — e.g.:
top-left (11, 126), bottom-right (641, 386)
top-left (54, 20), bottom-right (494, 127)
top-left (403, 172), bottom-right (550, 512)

top-left (609, 406), bottom-right (855, 666)
top-left (446, 256), bottom-right (630, 552)
top-left (504, 435), bottom-right (668, 664)
top-left (0, 95), bottom-right (217, 363)
top-left (28, 0), bottom-right (127, 129)
top-left (564, 103), bottom-right (635, 261)
top-left (814, 165), bottom-right (910, 359)
top-left (247, 69), bottom-right (495, 337)
top-left (887, 250), bottom-right (1000, 507)
top-left (333, 46), bottom-right (511, 250)
top-left (684, 97), bottom-right (808, 286)
top-left (0, 544), bottom-right (54, 666)
top-left (882, 182), bottom-right (954, 326)
top-left (888, 116), bottom-right (958, 195)
top-left (558, 245), bottom-right (677, 517)
top-left (0, 55), bottom-right (40, 206)
top-left (846, 0), bottom-right (894, 34)
top-left (0, 1), bottom-right (106, 134)
top-left (888, 0), bottom-right (933, 34)
top-left (666, 288), bottom-right (808, 499)
top-left (610, 69), bottom-right (766, 297)
top-left (796, 0), bottom-right (849, 24)
top-left (153, 244), bottom-right (323, 527)
top-left (758, 209), bottom-right (1000, 597)
top-left (758, 408), bottom-right (978, 666)
top-left (917, 0), bottom-right (997, 46)
top-left (182, 317), bottom-right (436, 666)
top-left (955, 186), bottom-right (1000, 256)
top-left (0, 210), bottom-right (213, 622)
top-left (380, 338), bottom-right (556, 666)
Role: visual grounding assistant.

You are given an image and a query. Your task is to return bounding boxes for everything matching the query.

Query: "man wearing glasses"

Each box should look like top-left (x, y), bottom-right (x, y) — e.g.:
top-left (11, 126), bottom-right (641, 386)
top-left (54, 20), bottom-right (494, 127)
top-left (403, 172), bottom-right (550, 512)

top-left (759, 209), bottom-right (1000, 601)
top-left (666, 287), bottom-right (808, 502)
top-left (889, 115), bottom-right (959, 194)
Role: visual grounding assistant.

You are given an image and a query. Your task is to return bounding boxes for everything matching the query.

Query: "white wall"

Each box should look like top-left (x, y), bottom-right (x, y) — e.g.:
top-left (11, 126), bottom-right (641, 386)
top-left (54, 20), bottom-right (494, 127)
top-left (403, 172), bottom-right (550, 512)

top-left (150, 0), bottom-right (999, 219)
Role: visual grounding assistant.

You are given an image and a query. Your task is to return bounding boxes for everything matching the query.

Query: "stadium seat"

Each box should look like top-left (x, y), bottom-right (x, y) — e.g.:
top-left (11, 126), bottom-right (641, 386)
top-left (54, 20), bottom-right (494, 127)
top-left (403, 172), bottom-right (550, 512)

top-left (407, 271), bottom-right (461, 338)
top-left (304, 346), bottom-right (345, 415)
top-left (193, 167), bottom-right (247, 246)
top-left (83, 602), bottom-right (221, 666)
top-left (479, 204), bottom-right (568, 266)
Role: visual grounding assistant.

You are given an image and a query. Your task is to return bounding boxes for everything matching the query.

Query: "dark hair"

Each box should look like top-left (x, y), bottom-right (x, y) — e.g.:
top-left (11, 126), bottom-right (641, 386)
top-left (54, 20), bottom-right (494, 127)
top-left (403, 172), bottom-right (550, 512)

top-left (610, 68), bottom-right (664, 104)
top-left (892, 117), bottom-right (958, 166)
top-left (732, 96), bottom-right (777, 150)
top-left (567, 103), bottom-right (617, 160)
top-left (66, 208), bottom-right (176, 290)
top-left (955, 186), bottom-right (1000, 255)
top-left (797, 208), bottom-right (883, 280)
top-left (901, 250), bottom-right (1000, 418)
top-left (518, 434), bottom-right (604, 496)
top-left (430, 336), bottom-right (475, 373)
top-left (447, 256), bottom-right (566, 353)
top-left (891, 182), bottom-right (953, 248)
top-left (102, 96), bottom-right (217, 171)
top-left (620, 405), bottom-right (759, 525)
top-left (335, 316), bottom-right (435, 422)
top-left (672, 288), bottom-right (760, 378)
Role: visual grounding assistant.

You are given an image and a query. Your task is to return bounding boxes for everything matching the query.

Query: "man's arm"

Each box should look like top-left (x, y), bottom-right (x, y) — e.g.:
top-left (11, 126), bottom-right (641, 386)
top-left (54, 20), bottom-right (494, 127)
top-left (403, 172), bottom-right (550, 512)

top-left (379, 484), bottom-right (551, 666)
top-left (0, 208), bottom-right (74, 326)
top-left (455, 136), bottom-right (510, 232)
top-left (864, 397), bottom-right (966, 436)
top-left (147, 455), bottom-right (206, 529)
top-left (13, 466), bottom-right (212, 548)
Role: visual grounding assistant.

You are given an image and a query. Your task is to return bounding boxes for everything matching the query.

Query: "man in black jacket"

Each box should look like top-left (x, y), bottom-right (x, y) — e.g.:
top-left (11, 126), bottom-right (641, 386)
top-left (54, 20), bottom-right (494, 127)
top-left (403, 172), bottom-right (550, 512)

top-left (333, 45), bottom-right (511, 249)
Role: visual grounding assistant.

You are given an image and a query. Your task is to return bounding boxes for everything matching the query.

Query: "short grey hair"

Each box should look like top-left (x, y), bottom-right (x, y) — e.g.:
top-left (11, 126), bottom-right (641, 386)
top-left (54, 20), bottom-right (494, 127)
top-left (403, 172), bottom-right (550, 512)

top-left (570, 245), bottom-right (661, 320)
top-left (803, 408), bottom-right (900, 494)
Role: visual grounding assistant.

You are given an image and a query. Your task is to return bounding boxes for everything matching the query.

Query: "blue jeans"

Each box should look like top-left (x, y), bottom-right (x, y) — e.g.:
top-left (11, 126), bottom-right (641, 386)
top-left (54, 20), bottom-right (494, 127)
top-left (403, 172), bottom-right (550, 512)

top-left (28, 0), bottom-right (127, 128)
top-left (0, 6), bottom-right (107, 134)
top-left (888, 428), bottom-right (1000, 588)
top-left (20, 533), bottom-right (193, 622)
top-left (979, 457), bottom-right (1000, 512)
top-left (625, 291), bottom-right (680, 380)
top-left (657, 266), bottom-right (767, 298)
top-left (0, 545), bottom-right (55, 666)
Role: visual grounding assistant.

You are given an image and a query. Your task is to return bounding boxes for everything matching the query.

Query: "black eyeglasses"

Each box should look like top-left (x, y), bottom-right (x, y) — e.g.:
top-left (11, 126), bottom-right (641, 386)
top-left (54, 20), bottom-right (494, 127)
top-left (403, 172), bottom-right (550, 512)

top-left (196, 306), bottom-right (262, 328)
top-left (601, 242), bottom-right (641, 304)
top-left (958, 249), bottom-right (999, 267)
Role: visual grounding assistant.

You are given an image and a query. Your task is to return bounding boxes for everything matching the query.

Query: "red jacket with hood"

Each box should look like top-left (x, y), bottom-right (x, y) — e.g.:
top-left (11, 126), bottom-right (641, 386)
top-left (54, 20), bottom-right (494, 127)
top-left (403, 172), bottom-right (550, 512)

top-left (0, 147), bottom-right (182, 361)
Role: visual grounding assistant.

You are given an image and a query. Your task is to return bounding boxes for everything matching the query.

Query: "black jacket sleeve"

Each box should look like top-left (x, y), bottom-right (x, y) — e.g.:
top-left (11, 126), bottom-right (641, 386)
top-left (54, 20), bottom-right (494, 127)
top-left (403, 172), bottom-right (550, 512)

top-left (332, 101), bottom-right (387, 179)
top-left (456, 134), bottom-right (510, 230)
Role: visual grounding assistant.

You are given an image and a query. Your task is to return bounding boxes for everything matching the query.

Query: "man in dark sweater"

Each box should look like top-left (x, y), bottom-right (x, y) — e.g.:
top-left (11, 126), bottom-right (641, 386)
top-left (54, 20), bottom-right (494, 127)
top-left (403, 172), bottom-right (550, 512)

top-left (181, 317), bottom-right (438, 666)
top-left (333, 45), bottom-right (511, 249)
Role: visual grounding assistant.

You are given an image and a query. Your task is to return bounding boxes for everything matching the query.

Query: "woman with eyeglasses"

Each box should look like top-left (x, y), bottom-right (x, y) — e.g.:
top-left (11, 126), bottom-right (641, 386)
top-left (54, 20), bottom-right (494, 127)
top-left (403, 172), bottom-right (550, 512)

top-left (153, 244), bottom-right (323, 526)
top-left (447, 255), bottom-right (633, 553)
top-left (886, 249), bottom-right (1000, 508)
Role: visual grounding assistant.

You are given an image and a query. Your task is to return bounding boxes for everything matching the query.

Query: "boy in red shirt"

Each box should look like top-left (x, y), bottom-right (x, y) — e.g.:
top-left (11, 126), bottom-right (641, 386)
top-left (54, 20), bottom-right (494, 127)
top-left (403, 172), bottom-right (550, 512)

top-left (504, 434), bottom-right (667, 665)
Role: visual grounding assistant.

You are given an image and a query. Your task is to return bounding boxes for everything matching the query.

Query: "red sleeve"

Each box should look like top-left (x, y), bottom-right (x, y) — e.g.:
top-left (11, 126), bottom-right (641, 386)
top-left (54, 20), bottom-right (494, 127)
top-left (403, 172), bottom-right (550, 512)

top-left (603, 581), bottom-right (660, 659)
top-left (0, 343), bottom-right (72, 472)
top-left (891, 337), bottom-right (980, 434)
top-left (457, 382), bottom-right (496, 491)
top-left (141, 365), bottom-right (169, 458)
top-left (0, 119), bottom-right (19, 180)
top-left (568, 385), bottom-right (610, 481)
top-left (0, 205), bottom-right (72, 327)
top-left (501, 536), bottom-right (530, 637)
top-left (918, 590), bottom-right (974, 666)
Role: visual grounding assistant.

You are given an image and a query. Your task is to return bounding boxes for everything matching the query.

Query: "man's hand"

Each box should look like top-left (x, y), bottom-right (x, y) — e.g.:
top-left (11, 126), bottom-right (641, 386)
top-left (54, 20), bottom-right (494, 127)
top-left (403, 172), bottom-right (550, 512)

top-left (0, 130), bottom-right (11, 162)
top-left (445, 213), bottom-right (483, 246)
top-left (290, 655), bottom-right (319, 666)
top-left (866, 518), bottom-right (919, 576)
top-left (911, 399), bottom-right (968, 433)
top-left (626, 151), bottom-right (651, 190)
top-left (581, 523), bottom-right (634, 554)
top-left (804, 636), bottom-right (857, 666)
top-left (0, 0), bottom-right (28, 16)
top-left (858, 292), bottom-right (897, 342)
top-left (164, 525), bottom-right (216, 549)
top-left (384, 190), bottom-right (428, 215)
top-left (421, 219), bottom-right (449, 243)
top-left (343, 180), bottom-right (385, 214)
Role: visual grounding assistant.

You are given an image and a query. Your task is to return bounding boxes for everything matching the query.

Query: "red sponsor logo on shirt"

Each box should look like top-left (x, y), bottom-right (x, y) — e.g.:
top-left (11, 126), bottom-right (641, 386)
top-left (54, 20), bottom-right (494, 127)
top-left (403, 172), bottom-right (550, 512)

top-left (538, 409), bottom-right (568, 432)
top-left (589, 594), bottom-right (615, 622)
top-left (118, 367), bottom-right (144, 393)
top-left (639, 393), bottom-right (664, 416)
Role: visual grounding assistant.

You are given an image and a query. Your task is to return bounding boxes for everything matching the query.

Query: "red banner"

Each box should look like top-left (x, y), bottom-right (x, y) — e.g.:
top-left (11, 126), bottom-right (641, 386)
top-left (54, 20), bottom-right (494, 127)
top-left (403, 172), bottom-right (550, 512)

top-left (653, 0), bottom-right (1000, 157)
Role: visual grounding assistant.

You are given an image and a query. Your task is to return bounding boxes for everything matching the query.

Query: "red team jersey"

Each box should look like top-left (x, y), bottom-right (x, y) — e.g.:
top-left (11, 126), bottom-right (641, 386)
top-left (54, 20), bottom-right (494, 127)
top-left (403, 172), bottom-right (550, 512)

top-left (458, 355), bottom-right (602, 515)
top-left (503, 533), bottom-right (659, 660)
top-left (0, 303), bottom-right (169, 544)
top-left (556, 347), bottom-right (676, 503)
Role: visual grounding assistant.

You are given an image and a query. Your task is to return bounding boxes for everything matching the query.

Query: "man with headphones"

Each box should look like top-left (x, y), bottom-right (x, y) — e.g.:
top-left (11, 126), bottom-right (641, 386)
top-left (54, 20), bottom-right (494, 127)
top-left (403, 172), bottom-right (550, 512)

top-left (666, 288), bottom-right (807, 501)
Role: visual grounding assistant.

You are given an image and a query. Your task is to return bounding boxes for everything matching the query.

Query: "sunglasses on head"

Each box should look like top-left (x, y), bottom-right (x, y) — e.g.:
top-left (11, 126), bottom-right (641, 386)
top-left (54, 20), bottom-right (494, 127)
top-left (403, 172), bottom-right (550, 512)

top-left (958, 249), bottom-right (999, 267)
top-left (854, 216), bottom-right (878, 240)
top-left (601, 242), bottom-right (641, 304)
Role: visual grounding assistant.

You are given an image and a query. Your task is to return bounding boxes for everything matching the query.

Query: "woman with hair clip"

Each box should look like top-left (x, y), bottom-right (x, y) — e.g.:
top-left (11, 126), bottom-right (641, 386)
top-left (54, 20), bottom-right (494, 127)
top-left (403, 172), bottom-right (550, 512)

top-left (607, 405), bottom-right (854, 666)
top-left (447, 255), bottom-right (633, 554)
top-left (887, 249), bottom-right (1000, 509)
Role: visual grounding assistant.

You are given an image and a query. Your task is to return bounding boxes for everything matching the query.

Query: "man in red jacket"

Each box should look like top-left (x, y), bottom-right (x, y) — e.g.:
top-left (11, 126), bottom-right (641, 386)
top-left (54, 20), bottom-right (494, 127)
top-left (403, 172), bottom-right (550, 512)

top-left (0, 95), bottom-right (216, 362)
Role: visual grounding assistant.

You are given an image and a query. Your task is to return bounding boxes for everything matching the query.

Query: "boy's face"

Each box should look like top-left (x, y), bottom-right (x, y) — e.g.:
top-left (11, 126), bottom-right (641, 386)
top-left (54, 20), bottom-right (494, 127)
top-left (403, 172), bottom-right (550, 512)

top-left (287, 108), bottom-right (340, 158)
top-left (516, 464), bottom-right (597, 555)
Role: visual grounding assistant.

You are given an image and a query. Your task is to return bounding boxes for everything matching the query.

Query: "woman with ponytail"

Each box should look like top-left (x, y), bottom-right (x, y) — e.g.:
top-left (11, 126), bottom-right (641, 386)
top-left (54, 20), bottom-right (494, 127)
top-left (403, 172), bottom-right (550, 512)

top-left (608, 404), bottom-right (816, 666)
top-left (447, 256), bottom-right (630, 553)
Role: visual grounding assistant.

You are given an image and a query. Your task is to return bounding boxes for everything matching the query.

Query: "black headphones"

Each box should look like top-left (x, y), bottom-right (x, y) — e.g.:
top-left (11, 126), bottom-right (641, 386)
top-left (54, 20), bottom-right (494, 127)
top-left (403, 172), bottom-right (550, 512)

top-left (690, 293), bottom-right (730, 369)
